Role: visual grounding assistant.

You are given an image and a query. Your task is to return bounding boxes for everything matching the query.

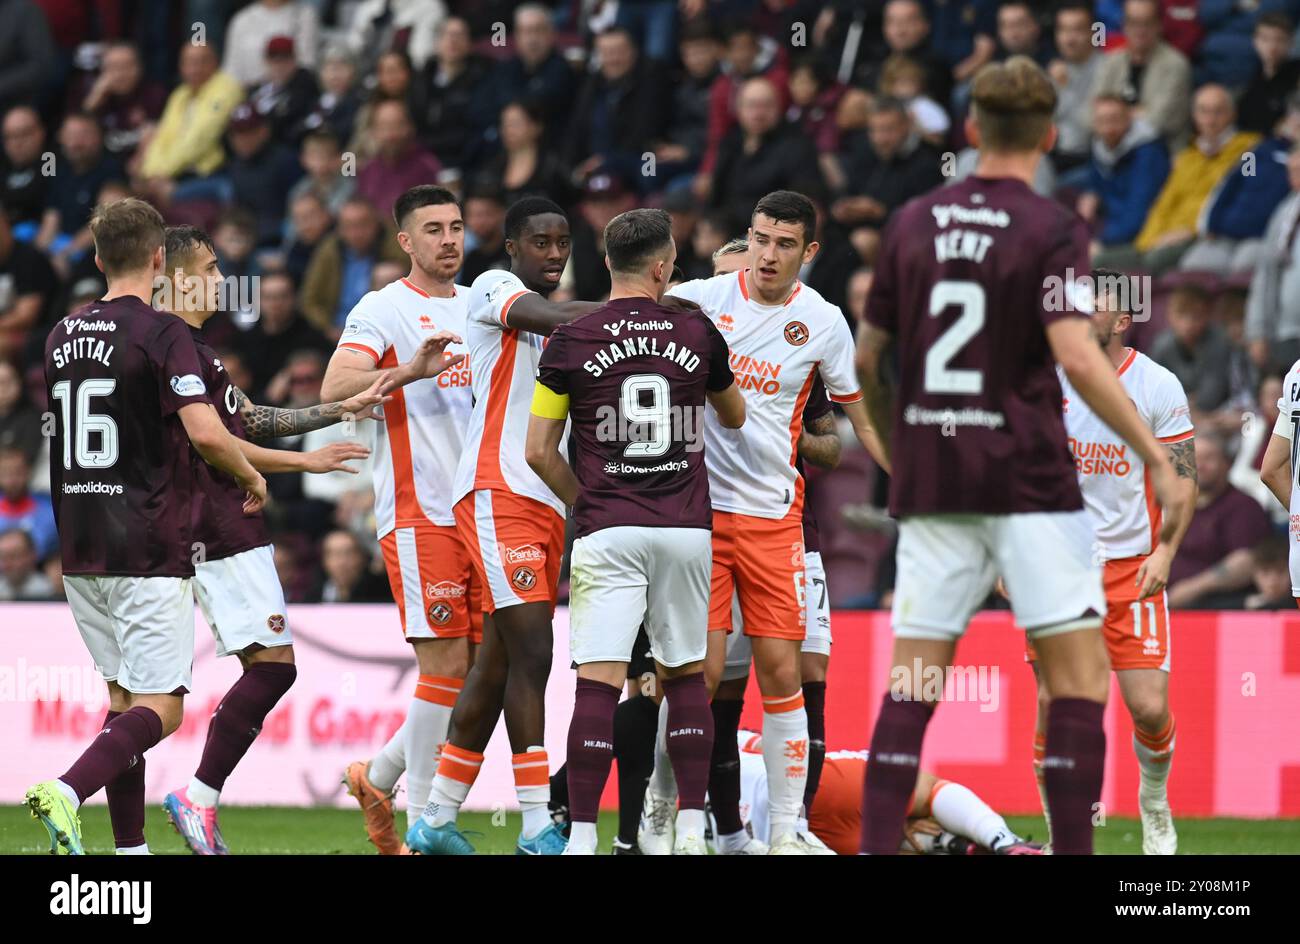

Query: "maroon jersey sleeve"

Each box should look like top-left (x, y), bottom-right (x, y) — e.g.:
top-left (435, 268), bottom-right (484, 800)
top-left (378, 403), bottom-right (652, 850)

top-left (150, 315), bottom-right (212, 415)
top-left (536, 328), bottom-right (571, 396)
top-left (704, 318), bottom-right (734, 392)
top-left (803, 375), bottom-right (832, 424)
top-left (864, 214), bottom-right (901, 335)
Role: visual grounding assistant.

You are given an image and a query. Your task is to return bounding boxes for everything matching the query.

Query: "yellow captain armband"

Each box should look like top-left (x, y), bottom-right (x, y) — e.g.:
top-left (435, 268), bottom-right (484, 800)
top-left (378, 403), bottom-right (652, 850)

top-left (530, 381), bottom-right (570, 419)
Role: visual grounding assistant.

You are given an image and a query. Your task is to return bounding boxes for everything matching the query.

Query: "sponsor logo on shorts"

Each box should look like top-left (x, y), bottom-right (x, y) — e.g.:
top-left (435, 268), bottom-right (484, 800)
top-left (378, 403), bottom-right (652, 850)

top-left (267, 614), bottom-right (286, 634)
top-left (426, 580), bottom-right (466, 600)
top-left (783, 320), bottom-right (809, 346)
top-left (512, 566), bottom-right (537, 591)
top-left (505, 544), bottom-right (544, 565)
top-left (428, 602), bottom-right (453, 625)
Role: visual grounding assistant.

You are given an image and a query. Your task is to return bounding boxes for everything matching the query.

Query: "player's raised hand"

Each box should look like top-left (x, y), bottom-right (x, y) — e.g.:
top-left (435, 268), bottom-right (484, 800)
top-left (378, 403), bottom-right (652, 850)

top-left (339, 373), bottom-right (391, 420)
top-left (239, 469), bottom-right (268, 515)
top-left (303, 441), bottom-right (371, 474)
top-left (382, 331), bottom-right (465, 394)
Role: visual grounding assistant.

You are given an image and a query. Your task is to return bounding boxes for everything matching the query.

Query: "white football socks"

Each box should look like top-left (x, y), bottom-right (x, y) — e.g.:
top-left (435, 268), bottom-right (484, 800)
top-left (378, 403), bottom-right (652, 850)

top-left (761, 694), bottom-right (809, 842)
top-left (367, 718), bottom-right (407, 794)
top-left (930, 780), bottom-right (1018, 851)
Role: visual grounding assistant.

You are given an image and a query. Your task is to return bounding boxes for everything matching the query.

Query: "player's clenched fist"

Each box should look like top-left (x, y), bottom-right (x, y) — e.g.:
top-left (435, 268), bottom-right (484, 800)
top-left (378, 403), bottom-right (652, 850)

top-left (303, 441), bottom-right (371, 474)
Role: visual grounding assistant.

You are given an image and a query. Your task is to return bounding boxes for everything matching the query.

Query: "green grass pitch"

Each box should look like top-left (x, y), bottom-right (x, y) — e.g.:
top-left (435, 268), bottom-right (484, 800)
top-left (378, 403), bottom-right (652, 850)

top-left (2, 805), bottom-right (1298, 854)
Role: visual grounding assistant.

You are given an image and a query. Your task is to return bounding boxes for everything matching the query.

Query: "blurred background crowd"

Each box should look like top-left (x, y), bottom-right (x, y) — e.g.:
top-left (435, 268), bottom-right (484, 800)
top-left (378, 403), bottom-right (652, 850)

top-left (1, 0), bottom-right (1298, 613)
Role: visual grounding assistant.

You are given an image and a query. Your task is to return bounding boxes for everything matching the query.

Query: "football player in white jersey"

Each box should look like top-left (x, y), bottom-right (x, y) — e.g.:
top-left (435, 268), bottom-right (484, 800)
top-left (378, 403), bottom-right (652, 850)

top-left (321, 185), bottom-right (476, 852)
top-left (1262, 359), bottom-right (1300, 603)
top-left (1026, 269), bottom-right (1197, 855)
top-left (639, 191), bottom-right (889, 855)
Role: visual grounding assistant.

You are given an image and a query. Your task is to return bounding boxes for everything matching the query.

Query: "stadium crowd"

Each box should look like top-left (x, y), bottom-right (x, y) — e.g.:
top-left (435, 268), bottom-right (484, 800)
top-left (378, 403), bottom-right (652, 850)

top-left (0, 0), bottom-right (1298, 613)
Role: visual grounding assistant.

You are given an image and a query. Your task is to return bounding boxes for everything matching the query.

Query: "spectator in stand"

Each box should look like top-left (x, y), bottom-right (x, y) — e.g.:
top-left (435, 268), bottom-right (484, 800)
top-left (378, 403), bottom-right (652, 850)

top-left (994, 1), bottom-right (1049, 66)
top-left (345, 0), bottom-right (444, 75)
top-left (1168, 433), bottom-right (1273, 609)
top-left (294, 44), bottom-right (361, 143)
top-left (1103, 84), bottom-right (1258, 274)
top-left (1238, 13), bottom-right (1300, 136)
top-left (225, 103), bottom-right (303, 247)
top-left (0, 527), bottom-right (52, 600)
top-left (1151, 283), bottom-right (1234, 413)
top-left (926, 0), bottom-right (998, 85)
top-left (0, 0), bottom-right (55, 114)
top-left (300, 196), bottom-right (405, 335)
top-left (1091, 0), bottom-right (1192, 150)
top-left (286, 131), bottom-right (354, 230)
top-left (1245, 146), bottom-right (1300, 372)
top-left (1199, 0), bottom-right (1300, 88)
top-left (354, 100), bottom-right (442, 223)
top-left (35, 113), bottom-right (122, 275)
top-left (787, 57), bottom-right (848, 155)
top-left (0, 359), bottom-right (38, 463)
top-left (491, 3), bottom-right (577, 145)
top-left (1243, 538), bottom-right (1294, 610)
top-left (481, 100), bottom-right (574, 209)
top-left (82, 41), bottom-right (167, 160)
top-left (878, 55), bottom-right (949, 146)
top-left (652, 19), bottom-right (722, 193)
top-left (615, 0), bottom-right (680, 63)
top-left (1079, 95), bottom-right (1169, 253)
top-left (1096, 0), bottom-right (1204, 60)
top-left (0, 203), bottom-right (55, 359)
top-left (236, 270), bottom-right (331, 396)
top-left (312, 529), bottom-right (392, 603)
top-left (247, 35), bottom-right (319, 147)
top-left (696, 20), bottom-right (789, 191)
top-left (708, 77), bottom-right (822, 234)
top-left (0, 446), bottom-right (55, 562)
top-left (460, 185), bottom-right (510, 285)
top-left (222, 0), bottom-right (319, 87)
top-left (1050, 1), bottom-right (1103, 179)
top-left (832, 95), bottom-right (942, 263)
top-left (135, 41), bottom-right (244, 207)
top-left (861, 0), bottom-right (954, 106)
top-left (569, 166), bottom-right (638, 302)
top-left (347, 49), bottom-right (417, 162)
top-left (567, 27), bottom-right (669, 193)
top-left (415, 16), bottom-right (491, 174)
top-left (1181, 94), bottom-right (1300, 277)
top-left (1, 106), bottom-right (48, 234)
top-left (280, 190), bottom-right (334, 286)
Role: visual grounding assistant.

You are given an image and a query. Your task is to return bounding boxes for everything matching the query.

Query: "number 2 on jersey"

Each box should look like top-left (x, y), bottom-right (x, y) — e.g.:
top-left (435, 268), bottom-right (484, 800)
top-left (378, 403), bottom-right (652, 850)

top-left (50, 379), bottom-right (119, 470)
top-left (925, 280), bottom-right (985, 395)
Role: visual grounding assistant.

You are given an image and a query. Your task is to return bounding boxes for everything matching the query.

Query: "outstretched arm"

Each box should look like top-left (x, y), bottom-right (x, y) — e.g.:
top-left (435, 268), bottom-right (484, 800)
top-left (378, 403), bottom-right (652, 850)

top-left (237, 376), bottom-right (387, 443)
top-left (237, 439), bottom-right (371, 475)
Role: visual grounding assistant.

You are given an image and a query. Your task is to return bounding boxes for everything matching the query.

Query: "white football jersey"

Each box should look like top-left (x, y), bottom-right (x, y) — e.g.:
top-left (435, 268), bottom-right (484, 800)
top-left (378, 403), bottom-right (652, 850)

top-left (669, 270), bottom-right (861, 519)
top-left (1271, 358), bottom-right (1300, 591)
top-left (451, 269), bottom-right (567, 515)
top-left (1059, 348), bottom-right (1193, 560)
top-left (337, 278), bottom-right (473, 535)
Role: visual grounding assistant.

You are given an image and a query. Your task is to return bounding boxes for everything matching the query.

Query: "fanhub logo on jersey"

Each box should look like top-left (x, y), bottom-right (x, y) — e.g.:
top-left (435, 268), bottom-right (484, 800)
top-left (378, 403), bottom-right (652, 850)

top-left (595, 403), bottom-right (707, 453)
top-left (890, 659), bottom-right (1000, 712)
top-left (603, 318), bottom-right (672, 337)
top-left (1069, 438), bottom-right (1132, 477)
top-left (730, 353), bottom-right (782, 395)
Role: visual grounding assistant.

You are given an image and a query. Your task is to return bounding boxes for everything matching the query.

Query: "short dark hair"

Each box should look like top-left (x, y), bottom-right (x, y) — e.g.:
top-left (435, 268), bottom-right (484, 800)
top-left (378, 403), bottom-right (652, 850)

top-left (1091, 267), bottom-right (1135, 314)
top-left (505, 196), bottom-right (566, 241)
top-left (164, 225), bottom-right (215, 273)
top-left (604, 208), bottom-right (673, 275)
top-left (1258, 11), bottom-right (1294, 34)
top-left (1055, 1), bottom-right (1093, 19)
top-left (751, 190), bottom-right (817, 244)
top-left (393, 184), bottom-right (460, 229)
top-left (90, 197), bottom-right (165, 276)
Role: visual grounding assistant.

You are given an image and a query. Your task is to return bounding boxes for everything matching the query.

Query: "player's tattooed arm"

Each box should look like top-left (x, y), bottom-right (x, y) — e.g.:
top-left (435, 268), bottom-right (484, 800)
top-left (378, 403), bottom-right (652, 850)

top-left (1168, 439), bottom-right (1197, 484)
top-left (798, 412), bottom-right (841, 469)
top-left (235, 381), bottom-right (386, 444)
top-left (1138, 436), bottom-right (1200, 599)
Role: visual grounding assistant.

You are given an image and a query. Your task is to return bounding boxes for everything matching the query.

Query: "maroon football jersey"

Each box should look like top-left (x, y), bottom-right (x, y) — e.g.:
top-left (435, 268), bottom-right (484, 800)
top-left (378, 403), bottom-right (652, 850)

top-left (45, 297), bottom-right (212, 576)
top-left (799, 375), bottom-right (832, 555)
top-left (865, 175), bottom-right (1088, 515)
top-left (536, 297), bottom-right (733, 539)
top-left (190, 328), bottom-right (270, 561)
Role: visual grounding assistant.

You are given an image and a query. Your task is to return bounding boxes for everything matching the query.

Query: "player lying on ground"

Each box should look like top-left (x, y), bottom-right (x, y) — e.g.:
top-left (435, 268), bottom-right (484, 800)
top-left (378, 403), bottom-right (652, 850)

top-left (729, 731), bottom-right (1042, 855)
top-left (525, 208), bottom-right (745, 855)
top-left (156, 225), bottom-right (386, 855)
top-left (27, 198), bottom-right (267, 855)
top-left (323, 186), bottom-right (481, 853)
top-left (639, 236), bottom-right (842, 856)
top-left (855, 58), bottom-right (1180, 855)
top-left (1026, 269), bottom-right (1196, 856)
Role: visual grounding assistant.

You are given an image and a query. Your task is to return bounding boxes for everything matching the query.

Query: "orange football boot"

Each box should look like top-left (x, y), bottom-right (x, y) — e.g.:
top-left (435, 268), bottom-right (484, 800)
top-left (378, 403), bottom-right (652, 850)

top-left (342, 761), bottom-right (401, 855)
